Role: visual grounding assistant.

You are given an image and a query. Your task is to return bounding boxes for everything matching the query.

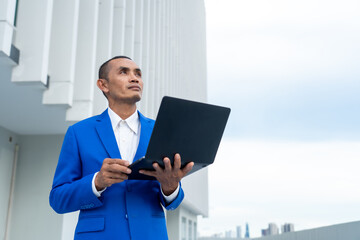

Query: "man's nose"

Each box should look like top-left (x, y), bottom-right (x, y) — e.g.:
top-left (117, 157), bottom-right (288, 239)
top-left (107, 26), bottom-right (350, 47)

top-left (129, 72), bottom-right (139, 82)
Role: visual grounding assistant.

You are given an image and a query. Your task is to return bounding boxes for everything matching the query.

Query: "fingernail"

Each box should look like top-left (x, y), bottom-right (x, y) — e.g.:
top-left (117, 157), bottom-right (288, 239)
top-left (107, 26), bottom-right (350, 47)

top-left (127, 168), bottom-right (132, 174)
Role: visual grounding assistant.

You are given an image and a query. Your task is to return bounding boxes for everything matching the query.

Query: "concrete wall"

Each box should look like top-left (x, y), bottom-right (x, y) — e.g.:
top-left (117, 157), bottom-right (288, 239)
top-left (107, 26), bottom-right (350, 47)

top-left (167, 206), bottom-right (199, 240)
top-left (8, 135), bottom-right (64, 240)
top-left (0, 126), bottom-right (18, 240)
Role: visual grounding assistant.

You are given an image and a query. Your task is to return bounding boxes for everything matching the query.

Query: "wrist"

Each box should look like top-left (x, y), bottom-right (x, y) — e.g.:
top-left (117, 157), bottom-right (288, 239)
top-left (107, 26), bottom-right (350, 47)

top-left (161, 183), bottom-right (179, 196)
top-left (95, 175), bottom-right (105, 191)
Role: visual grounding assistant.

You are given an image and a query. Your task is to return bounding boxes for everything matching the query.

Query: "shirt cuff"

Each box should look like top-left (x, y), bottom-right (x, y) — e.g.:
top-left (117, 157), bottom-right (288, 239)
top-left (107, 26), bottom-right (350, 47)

top-left (161, 183), bottom-right (180, 203)
top-left (92, 172), bottom-right (106, 197)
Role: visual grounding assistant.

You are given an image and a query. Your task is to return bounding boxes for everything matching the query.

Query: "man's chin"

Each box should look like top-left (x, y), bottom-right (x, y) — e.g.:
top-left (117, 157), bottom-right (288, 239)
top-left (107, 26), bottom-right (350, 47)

top-left (133, 93), bottom-right (142, 102)
top-left (125, 95), bottom-right (142, 104)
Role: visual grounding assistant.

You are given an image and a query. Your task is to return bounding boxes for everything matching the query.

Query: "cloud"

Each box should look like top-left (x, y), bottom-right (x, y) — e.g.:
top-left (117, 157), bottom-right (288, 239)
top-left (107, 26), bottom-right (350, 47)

top-left (205, 0), bottom-right (360, 140)
top-left (198, 140), bottom-right (360, 237)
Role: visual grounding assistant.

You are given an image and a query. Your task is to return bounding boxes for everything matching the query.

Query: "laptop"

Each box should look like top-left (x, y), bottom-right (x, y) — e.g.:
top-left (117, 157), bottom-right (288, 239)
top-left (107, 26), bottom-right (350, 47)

top-left (128, 96), bottom-right (231, 180)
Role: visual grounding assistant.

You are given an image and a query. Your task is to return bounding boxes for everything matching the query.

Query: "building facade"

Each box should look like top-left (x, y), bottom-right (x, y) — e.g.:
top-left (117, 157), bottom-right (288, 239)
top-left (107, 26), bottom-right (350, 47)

top-left (0, 0), bottom-right (208, 239)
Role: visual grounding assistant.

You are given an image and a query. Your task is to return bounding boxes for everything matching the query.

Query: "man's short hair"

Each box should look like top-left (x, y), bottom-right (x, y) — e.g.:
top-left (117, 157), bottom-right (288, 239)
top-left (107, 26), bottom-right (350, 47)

top-left (98, 56), bottom-right (132, 81)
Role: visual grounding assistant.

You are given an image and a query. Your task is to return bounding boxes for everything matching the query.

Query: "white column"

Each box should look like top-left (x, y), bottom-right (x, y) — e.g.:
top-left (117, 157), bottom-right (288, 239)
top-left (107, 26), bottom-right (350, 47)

top-left (164, 0), bottom-right (170, 96)
top-left (139, 0), bottom-right (150, 116)
top-left (154, 0), bottom-right (161, 110)
top-left (0, 0), bottom-right (17, 60)
top-left (134, 0), bottom-right (144, 112)
top-left (174, 0), bottom-right (181, 98)
top-left (11, 0), bottom-right (54, 87)
top-left (158, 0), bottom-right (165, 99)
top-left (133, 0), bottom-right (143, 65)
top-left (123, 0), bottom-right (135, 58)
top-left (43, 0), bottom-right (80, 106)
top-left (66, 0), bottom-right (99, 121)
top-left (93, 0), bottom-right (115, 116)
top-left (169, 0), bottom-right (176, 96)
top-left (147, 0), bottom-right (156, 118)
top-left (112, 0), bottom-right (126, 55)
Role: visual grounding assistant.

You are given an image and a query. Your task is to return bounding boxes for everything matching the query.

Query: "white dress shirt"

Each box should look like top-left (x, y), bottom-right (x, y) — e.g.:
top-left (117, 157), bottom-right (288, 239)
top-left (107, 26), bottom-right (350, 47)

top-left (92, 107), bottom-right (179, 202)
top-left (108, 107), bottom-right (140, 163)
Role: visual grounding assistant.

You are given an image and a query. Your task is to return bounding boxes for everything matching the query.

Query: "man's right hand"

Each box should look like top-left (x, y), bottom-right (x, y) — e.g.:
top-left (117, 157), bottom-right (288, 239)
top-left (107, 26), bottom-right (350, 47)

top-left (95, 158), bottom-right (132, 191)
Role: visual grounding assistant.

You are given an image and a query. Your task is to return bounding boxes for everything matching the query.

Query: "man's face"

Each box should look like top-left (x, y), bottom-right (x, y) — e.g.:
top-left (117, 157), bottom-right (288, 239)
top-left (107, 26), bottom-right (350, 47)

top-left (104, 58), bottom-right (143, 104)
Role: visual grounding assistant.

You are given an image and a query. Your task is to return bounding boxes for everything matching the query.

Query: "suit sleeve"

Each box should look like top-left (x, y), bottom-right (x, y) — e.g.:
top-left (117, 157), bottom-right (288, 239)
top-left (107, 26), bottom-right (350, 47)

top-left (49, 126), bottom-right (103, 214)
top-left (159, 182), bottom-right (185, 211)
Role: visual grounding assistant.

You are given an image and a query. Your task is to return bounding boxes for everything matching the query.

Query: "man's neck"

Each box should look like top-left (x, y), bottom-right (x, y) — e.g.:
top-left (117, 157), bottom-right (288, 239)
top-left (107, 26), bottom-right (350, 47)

top-left (108, 102), bottom-right (137, 120)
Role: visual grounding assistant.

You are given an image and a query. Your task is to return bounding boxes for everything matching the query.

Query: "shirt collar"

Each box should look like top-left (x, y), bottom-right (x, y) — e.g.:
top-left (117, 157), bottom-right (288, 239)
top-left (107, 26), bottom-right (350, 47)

top-left (108, 107), bottom-right (139, 134)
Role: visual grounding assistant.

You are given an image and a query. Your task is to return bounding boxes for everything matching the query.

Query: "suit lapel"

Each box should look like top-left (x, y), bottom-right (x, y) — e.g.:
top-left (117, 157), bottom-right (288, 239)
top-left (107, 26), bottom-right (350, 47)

top-left (133, 111), bottom-right (153, 162)
top-left (95, 109), bottom-right (121, 159)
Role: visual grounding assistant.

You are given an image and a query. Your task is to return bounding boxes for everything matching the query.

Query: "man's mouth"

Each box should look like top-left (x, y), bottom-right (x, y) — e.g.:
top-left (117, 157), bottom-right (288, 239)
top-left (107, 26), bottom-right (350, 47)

top-left (128, 85), bottom-right (141, 91)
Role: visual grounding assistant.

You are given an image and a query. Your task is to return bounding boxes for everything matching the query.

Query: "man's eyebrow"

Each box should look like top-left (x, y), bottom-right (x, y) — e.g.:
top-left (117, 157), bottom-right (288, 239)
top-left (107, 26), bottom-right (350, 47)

top-left (117, 67), bottom-right (141, 72)
top-left (118, 66), bottom-right (129, 71)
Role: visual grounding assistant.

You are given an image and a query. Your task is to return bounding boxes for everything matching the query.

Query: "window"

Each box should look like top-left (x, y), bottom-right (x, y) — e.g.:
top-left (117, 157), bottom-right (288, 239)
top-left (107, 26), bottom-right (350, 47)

top-left (14, 0), bottom-right (20, 27)
top-left (181, 217), bottom-right (187, 240)
top-left (188, 220), bottom-right (193, 240)
top-left (194, 222), bottom-right (197, 240)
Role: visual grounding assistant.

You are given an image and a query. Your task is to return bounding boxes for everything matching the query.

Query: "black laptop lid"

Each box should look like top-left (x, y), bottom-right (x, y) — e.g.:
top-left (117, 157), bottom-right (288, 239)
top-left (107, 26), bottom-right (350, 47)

top-left (128, 96), bottom-right (231, 180)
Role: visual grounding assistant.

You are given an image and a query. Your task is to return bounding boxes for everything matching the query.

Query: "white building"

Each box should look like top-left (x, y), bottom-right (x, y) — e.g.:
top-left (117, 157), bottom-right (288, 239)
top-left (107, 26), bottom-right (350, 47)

top-left (0, 0), bottom-right (208, 239)
top-left (236, 226), bottom-right (242, 238)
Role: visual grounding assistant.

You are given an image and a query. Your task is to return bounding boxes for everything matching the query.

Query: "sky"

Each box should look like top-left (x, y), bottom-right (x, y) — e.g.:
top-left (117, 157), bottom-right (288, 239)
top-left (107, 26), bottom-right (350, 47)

top-left (200, 0), bottom-right (360, 237)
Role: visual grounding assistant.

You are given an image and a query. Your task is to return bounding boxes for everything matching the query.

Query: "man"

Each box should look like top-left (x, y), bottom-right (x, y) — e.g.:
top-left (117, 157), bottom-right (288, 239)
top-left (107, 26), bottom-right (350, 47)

top-left (49, 56), bottom-right (194, 240)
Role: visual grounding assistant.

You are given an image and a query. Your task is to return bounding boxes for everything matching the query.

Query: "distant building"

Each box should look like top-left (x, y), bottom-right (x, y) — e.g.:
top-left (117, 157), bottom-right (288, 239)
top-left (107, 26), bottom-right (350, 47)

top-left (281, 223), bottom-right (295, 233)
top-left (245, 223), bottom-right (250, 238)
top-left (262, 223), bottom-right (279, 236)
top-left (236, 225), bottom-right (242, 239)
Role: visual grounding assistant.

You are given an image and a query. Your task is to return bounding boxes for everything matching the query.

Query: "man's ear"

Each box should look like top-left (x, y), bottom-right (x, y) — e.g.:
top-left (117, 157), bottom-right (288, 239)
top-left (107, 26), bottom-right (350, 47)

top-left (97, 78), bottom-right (109, 93)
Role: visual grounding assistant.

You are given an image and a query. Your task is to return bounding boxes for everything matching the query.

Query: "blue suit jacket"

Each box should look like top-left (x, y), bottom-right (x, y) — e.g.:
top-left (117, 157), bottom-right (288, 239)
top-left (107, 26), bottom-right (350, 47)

top-left (49, 109), bottom-right (184, 240)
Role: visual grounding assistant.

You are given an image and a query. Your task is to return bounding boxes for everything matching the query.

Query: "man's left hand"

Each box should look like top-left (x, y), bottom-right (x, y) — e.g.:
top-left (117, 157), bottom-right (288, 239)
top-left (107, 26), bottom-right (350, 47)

top-left (139, 153), bottom-right (194, 196)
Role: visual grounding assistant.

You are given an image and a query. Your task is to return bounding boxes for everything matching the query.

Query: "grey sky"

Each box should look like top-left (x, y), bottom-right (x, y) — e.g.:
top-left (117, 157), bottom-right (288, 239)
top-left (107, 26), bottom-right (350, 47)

top-left (205, 0), bottom-right (360, 141)
top-left (201, 0), bottom-right (360, 237)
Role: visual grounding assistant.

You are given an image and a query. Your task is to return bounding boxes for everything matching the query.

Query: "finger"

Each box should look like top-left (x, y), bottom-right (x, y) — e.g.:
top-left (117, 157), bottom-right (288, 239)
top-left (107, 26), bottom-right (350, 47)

top-left (139, 170), bottom-right (157, 177)
top-left (104, 158), bottom-right (130, 167)
top-left (112, 159), bottom-right (130, 166)
top-left (182, 162), bottom-right (194, 176)
top-left (163, 157), bottom-right (172, 171)
top-left (153, 162), bottom-right (163, 172)
top-left (105, 177), bottom-right (127, 186)
top-left (107, 164), bottom-right (132, 174)
top-left (99, 173), bottom-right (128, 187)
top-left (109, 174), bottom-right (129, 182)
top-left (173, 153), bottom-right (181, 170)
top-left (103, 158), bottom-right (115, 164)
top-left (103, 171), bottom-right (129, 180)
